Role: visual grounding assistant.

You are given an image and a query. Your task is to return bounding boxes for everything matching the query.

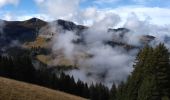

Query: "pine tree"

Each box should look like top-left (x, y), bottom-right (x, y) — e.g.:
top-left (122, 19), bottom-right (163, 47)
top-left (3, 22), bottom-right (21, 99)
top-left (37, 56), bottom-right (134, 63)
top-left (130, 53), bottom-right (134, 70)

top-left (121, 44), bottom-right (170, 100)
top-left (116, 81), bottom-right (126, 100)
top-left (152, 44), bottom-right (170, 98)
top-left (109, 83), bottom-right (117, 100)
top-left (122, 45), bottom-right (153, 100)
top-left (137, 75), bottom-right (161, 100)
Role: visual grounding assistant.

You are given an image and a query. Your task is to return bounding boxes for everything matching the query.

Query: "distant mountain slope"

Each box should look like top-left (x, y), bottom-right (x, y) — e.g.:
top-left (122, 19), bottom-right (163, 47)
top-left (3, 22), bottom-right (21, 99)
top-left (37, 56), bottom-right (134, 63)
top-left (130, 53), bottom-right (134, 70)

top-left (0, 18), bottom-right (86, 47)
top-left (1, 18), bottom-right (47, 42)
top-left (0, 77), bottom-right (87, 100)
top-left (0, 18), bottom-right (157, 66)
top-left (0, 17), bottom-right (155, 47)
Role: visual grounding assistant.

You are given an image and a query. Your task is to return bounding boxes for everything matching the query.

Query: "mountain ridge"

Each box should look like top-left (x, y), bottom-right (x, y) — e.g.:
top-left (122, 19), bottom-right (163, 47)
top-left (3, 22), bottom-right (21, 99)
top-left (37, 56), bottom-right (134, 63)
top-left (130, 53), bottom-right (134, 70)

top-left (0, 18), bottom-right (157, 66)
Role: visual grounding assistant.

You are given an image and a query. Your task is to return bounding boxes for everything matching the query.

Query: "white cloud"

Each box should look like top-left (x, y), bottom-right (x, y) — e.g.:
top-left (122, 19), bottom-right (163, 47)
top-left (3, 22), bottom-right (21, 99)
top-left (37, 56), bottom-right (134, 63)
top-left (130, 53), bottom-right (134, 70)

top-left (16, 14), bottom-right (53, 21)
top-left (3, 13), bottom-right (13, 20)
top-left (34, 0), bottom-right (170, 26)
top-left (1, 0), bottom-right (170, 87)
top-left (2, 13), bottom-right (53, 21)
top-left (34, 0), bottom-right (121, 26)
top-left (34, 0), bottom-right (45, 4)
top-left (35, 0), bottom-right (80, 18)
top-left (1, 0), bottom-right (169, 27)
top-left (80, 6), bottom-right (170, 26)
top-left (50, 6), bottom-right (170, 86)
top-left (94, 0), bottom-right (120, 4)
top-left (0, 0), bottom-right (19, 7)
top-left (132, 0), bottom-right (148, 4)
top-left (106, 6), bottom-right (170, 26)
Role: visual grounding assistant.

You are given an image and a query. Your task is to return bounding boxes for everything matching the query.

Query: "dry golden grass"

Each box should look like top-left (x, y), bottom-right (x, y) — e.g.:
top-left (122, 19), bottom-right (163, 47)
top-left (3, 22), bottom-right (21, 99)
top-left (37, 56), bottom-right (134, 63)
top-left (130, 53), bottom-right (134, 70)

top-left (23, 36), bottom-right (48, 48)
top-left (36, 54), bottom-right (52, 65)
top-left (0, 77), bottom-right (87, 100)
top-left (36, 54), bottom-right (75, 66)
top-left (36, 51), bottom-right (91, 67)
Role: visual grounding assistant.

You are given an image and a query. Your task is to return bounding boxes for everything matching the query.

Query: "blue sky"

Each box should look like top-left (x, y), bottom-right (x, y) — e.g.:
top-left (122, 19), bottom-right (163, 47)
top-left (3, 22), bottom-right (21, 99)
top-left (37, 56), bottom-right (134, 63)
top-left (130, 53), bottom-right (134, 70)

top-left (1, 0), bottom-right (170, 13)
top-left (0, 0), bottom-right (170, 14)
top-left (1, 0), bottom-right (170, 25)
top-left (1, 0), bottom-right (38, 14)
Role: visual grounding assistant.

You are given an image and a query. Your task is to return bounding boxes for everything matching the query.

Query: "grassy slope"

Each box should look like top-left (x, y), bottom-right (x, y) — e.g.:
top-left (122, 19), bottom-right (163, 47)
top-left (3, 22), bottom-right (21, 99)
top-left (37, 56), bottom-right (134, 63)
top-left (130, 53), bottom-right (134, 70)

top-left (23, 36), bottom-right (48, 48)
top-left (0, 77), bottom-right (87, 100)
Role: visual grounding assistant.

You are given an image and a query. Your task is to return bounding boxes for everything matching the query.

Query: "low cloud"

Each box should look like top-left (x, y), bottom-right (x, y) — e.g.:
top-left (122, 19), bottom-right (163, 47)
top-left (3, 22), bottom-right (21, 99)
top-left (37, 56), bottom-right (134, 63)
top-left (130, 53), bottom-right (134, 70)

top-left (2, 13), bottom-right (52, 21)
top-left (35, 0), bottom-right (80, 19)
top-left (33, 0), bottom-right (170, 87)
top-left (49, 10), bottom-right (170, 88)
top-left (50, 12), bottom-right (137, 87)
top-left (93, 0), bottom-right (120, 4)
top-left (1, 0), bottom-right (169, 88)
top-left (52, 31), bottom-right (80, 60)
top-left (112, 6), bottom-right (170, 26)
top-left (0, 0), bottom-right (19, 7)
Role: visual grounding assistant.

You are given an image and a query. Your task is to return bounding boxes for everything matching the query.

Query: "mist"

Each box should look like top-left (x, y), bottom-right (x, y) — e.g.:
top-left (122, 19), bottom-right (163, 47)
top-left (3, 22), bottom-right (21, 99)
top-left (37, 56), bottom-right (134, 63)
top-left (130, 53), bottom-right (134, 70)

top-left (47, 14), bottom-right (137, 87)
top-left (49, 14), bottom-right (170, 88)
top-left (35, 0), bottom-right (170, 87)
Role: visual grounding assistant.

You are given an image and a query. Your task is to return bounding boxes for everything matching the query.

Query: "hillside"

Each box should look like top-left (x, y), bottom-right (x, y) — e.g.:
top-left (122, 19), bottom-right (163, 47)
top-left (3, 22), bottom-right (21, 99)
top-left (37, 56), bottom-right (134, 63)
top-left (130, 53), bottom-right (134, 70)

top-left (0, 18), bottom-right (157, 66)
top-left (0, 77), bottom-right (87, 100)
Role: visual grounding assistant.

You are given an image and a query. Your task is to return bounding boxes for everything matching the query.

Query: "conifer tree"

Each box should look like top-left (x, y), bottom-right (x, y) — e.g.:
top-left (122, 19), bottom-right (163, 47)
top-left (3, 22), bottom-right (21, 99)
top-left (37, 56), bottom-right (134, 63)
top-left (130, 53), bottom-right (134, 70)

top-left (122, 45), bottom-right (153, 100)
top-left (120, 44), bottom-right (170, 100)
top-left (109, 83), bottom-right (117, 100)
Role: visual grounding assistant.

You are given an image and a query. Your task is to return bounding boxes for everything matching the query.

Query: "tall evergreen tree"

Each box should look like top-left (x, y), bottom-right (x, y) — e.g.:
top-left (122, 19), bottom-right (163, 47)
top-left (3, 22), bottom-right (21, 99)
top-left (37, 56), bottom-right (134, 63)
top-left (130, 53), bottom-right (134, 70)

top-left (122, 45), bottom-right (153, 100)
top-left (109, 83), bottom-right (117, 100)
top-left (152, 44), bottom-right (170, 98)
top-left (120, 44), bottom-right (170, 100)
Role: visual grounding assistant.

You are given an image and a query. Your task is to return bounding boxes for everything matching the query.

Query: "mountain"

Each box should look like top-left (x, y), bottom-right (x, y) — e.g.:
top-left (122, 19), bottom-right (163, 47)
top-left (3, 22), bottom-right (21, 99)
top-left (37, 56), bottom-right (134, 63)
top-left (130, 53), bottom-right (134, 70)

top-left (0, 18), bottom-right (47, 49)
top-left (56, 19), bottom-right (87, 31)
top-left (0, 18), bottom-right (156, 66)
top-left (0, 18), bottom-right (87, 45)
top-left (0, 18), bottom-right (84, 53)
top-left (140, 35), bottom-right (155, 44)
top-left (0, 77), bottom-right (86, 100)
top-left (0, 18), bottom-right (155, 47)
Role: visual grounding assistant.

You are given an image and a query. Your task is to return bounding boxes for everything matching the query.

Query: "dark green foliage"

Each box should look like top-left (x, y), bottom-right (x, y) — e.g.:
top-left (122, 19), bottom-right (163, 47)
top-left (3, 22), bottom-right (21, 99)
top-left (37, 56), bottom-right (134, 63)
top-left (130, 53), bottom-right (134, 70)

top-left (0, 55), bottom-right (36, 83)
top-left (2, 43), bottom-right (169, 100)
top-left (89, 83), bottom-right (110, 100)
top-left (116, 82), bottom-right (126, 100)
top-left (119, 44), bottom-right (170, 100)
top-left (137, 75), bottom-right (161, 100)
top-left (109, 83), bottom-right (117, 100)
top-left (0, 54), bottom-right (113, 100)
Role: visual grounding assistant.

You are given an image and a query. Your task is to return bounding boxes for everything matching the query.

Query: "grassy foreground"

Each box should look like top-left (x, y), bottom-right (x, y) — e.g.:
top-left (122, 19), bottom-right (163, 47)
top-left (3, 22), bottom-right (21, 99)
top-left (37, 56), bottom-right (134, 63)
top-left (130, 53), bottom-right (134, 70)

top-left (0, 77), bottom-right (87, 100)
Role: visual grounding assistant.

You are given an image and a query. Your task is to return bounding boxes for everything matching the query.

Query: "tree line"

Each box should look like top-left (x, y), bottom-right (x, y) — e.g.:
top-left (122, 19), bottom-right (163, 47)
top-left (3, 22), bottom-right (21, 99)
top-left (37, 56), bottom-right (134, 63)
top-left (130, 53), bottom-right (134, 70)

top-left (0, 43), bottom-right (170, 100)
top-left (0, 54), bottom-right (115, 100)
top-left (116, 44), bottom-right (170, 100)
